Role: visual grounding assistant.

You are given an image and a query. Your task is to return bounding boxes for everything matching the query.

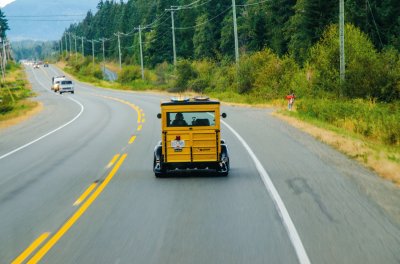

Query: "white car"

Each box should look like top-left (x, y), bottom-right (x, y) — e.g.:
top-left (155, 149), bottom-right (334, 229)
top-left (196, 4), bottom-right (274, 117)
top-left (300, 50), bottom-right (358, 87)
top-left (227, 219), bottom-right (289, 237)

top-left (58, 80), bottom-right (74, 94)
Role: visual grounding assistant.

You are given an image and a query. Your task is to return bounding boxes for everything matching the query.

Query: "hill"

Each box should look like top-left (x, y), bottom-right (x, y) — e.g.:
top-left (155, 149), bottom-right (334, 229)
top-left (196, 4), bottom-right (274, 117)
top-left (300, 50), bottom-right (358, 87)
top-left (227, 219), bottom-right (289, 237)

top-left (3, 0), bottom-right (100, 40)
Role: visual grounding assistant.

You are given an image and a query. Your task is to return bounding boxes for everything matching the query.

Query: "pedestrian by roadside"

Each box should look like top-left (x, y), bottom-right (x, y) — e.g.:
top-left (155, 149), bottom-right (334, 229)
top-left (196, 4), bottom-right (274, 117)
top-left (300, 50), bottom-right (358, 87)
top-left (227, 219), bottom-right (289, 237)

top-left (286, 91), bottom-right (296, 111)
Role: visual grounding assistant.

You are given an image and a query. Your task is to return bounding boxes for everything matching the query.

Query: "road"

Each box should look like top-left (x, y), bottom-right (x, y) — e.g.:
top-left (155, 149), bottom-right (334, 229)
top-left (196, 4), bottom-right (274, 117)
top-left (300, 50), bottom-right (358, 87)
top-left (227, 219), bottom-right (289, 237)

top-left (102, 67), bottom-right (118, 82)
top-left (0, 65), bottom-right (399, 264)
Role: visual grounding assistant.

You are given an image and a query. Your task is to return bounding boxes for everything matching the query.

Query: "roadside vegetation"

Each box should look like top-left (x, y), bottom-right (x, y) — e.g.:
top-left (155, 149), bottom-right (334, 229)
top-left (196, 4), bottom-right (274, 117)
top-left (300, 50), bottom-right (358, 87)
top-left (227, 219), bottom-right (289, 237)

top-left (0, 61), bottom-right (37, 123)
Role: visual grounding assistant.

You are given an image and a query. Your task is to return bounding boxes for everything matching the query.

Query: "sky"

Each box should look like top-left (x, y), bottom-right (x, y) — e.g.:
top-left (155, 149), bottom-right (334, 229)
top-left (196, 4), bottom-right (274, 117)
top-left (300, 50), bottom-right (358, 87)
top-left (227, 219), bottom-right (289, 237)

top-left (0, 0), bottom-right (16, 8)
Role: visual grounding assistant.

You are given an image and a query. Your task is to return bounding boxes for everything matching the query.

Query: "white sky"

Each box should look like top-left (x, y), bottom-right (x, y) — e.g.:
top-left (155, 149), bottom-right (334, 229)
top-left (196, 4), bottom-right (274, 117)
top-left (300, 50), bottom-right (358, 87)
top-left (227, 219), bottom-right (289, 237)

top-left (0, 0), bottom-right (16, 8)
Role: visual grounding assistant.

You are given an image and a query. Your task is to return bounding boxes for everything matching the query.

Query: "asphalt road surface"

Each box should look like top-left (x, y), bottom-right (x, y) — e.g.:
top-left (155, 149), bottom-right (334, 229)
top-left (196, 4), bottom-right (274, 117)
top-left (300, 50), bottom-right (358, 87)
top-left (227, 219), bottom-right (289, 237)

top-left (1, 65), bottom-right (399, 264)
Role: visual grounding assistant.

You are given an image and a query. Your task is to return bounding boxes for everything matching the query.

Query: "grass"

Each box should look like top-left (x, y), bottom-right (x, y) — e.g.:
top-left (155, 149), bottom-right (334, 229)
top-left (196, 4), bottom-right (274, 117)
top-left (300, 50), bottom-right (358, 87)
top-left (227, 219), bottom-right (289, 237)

top-left (276, 104), bottom-right (400, 186)
top-left (0, 62), bottom-right (38, 123)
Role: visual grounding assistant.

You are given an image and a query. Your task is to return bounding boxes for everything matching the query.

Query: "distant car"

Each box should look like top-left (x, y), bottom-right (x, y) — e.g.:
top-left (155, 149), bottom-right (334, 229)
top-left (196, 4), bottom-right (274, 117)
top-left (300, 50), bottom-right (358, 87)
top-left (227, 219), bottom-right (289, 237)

top-left (44, 63), bottom-right (49, 67)
top-left (58, 80), bottom-right (74, 94)
top-left (33, 64), bottom-right (39, 69)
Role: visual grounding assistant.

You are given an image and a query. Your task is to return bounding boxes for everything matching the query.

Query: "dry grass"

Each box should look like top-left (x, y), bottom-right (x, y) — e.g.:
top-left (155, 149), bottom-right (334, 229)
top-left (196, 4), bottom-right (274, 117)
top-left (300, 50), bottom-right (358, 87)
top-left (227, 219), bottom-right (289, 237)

top-left (274, 112), bottom-right (400, 187)
top-left (0, 100), bottom-right (42, 129)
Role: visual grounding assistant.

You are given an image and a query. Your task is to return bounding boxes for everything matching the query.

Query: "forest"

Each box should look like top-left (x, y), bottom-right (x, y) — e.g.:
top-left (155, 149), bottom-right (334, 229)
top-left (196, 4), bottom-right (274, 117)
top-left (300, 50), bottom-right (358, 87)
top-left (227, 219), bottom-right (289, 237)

top-left (62, 0), bottom-right (400, 100)
top-left (60, 0), bottom-right (400, 147)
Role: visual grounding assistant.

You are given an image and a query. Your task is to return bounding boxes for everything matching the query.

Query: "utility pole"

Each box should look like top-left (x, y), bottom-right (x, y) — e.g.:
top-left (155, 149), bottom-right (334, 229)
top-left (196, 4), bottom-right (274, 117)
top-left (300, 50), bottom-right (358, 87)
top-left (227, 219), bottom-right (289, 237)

top-left (81, 36), bottom-right (84, 57)
top-left (60, 39), bottom-right (63, 56)
top-left (166, 7), bottom-right (178, 66)
top-left (68, 32), bottom-right (72, 57)
top-left (232, 0), bottom-right (239, 64)
top-left (64, 34), bottom-right (68, 57)
top-left (339, 0), bottom-right (345, 82)
top-left (74, 34), bottom-right (77, 63)
top-left (101, 38), bottom-right (106, 73)
top-left (138, 25), bottom-right (144, 80)
top-left (115, 32), bottom-right (122, 69)
top-left (59, 40), bottom-right (62, 56)
top-left (87, 39), bottom-right (96, 73)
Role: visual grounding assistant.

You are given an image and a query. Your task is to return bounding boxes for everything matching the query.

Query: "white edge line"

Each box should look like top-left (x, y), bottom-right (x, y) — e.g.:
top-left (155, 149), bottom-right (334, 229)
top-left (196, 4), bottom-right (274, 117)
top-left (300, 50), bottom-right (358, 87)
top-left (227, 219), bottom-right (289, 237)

top-left (221, 120), bottom-right (311, 264)
top-left (0, 71), bottom-right (85, 160)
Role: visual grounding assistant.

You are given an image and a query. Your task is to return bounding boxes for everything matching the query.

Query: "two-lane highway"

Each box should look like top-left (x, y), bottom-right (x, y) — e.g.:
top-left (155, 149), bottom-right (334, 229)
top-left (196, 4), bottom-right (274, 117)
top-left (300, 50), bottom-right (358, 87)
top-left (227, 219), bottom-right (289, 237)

top-left (0, 65), bottom-right (399, 263)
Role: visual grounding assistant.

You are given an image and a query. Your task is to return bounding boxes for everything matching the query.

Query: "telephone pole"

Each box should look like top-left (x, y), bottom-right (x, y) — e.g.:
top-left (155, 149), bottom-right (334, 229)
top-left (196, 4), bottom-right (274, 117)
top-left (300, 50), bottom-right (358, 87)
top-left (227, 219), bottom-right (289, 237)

top-left (339, 0), bottom-right (345, 82)
top-left (100, 38), bottom-right (106, 73)
top-left (115, 32), bottom-right (122, 69)
top-left (88, 39), bottom-right (96, 72)
top-left (232, 0), bottom-right (239, 64)
top-left (81, 36), bottom-right (84, 57)
top-left (68, 32), bottom-right (72, 57)
top-left (166, 7), bottom-right (178, 66)
top-left (138, 25), bottom-right (144, 80)
top-left (64, 34), bottom-right (68, 57)
top-left (73, 34), bottom-right (77, 63)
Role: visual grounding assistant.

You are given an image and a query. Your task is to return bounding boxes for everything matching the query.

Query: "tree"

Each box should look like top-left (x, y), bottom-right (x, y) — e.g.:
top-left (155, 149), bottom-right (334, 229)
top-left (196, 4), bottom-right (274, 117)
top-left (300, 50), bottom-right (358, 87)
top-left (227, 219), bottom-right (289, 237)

top-left (0, 9), bottom-right (9, 39)
top-left (193, 14), bottom-right (214, 59)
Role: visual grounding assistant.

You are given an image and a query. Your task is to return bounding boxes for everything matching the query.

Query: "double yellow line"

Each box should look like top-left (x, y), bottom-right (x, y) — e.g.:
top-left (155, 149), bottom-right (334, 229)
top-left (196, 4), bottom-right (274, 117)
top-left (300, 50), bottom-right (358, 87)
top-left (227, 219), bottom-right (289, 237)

top-left (13, 94), bottom-right (145, 263)
top-left (12, 154), bottom-right (127, 264)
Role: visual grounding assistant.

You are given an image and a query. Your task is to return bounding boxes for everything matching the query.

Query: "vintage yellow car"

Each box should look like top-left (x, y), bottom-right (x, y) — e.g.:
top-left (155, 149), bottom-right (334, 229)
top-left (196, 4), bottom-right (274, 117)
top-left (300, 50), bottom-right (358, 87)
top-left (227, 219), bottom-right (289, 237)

top-left (153, 97), bottom-right (229, 177)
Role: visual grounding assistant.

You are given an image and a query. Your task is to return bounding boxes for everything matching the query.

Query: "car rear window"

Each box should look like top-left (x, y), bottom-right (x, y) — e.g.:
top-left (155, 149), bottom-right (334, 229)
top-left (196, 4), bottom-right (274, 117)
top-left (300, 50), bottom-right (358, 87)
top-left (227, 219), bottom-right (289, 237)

top-left (167, 112), bottom-right (215, 127)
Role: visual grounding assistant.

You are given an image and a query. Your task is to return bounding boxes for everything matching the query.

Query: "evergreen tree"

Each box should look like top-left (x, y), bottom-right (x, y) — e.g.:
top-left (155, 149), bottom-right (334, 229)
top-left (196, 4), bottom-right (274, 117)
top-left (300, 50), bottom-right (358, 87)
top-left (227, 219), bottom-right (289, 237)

top-left (0, 9), bottom-right (9, 39)
top-left (193, 14), bottom-right (214, 59)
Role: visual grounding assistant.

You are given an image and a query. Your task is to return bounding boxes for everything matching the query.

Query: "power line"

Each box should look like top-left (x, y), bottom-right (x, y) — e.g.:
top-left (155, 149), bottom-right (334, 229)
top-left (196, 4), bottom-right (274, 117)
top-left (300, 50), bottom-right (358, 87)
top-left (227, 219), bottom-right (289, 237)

top-left (366, 0), bottom-right (383, 48)
top-left (7, 14), bottom-right (86, 17)
top-left (8, 19), bottom-right (82, 22)
top-left (172, 0), bottom-right (212, 10)
top-left (236, 0), bottom-right (269, 7)
top-left (175, 6), bottom-right (232, 30)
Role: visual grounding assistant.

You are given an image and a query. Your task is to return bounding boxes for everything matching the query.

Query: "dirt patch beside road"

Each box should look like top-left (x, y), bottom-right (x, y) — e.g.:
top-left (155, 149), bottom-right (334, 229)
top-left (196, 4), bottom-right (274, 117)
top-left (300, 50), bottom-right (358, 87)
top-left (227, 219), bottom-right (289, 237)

top-left (274, 112), bottom-right (400, 187)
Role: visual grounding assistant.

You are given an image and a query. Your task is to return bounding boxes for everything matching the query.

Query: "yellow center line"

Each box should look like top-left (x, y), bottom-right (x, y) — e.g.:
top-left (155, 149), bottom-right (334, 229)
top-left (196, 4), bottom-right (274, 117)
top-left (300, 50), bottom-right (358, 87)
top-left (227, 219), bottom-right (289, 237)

top-left (73, 182), bottom-right (98, 206)
top-left (12, 232), bottom-right (50, 264)
top-left (142, 118), bottom-right (146, 123)
top-left (137, 124), bottom-right (143, 131)
top-left (106, 154), bottom-right (120, 169)
top-left (27, 154), bottom-right (127, 264)
top-left (129, 135), bottom-right (137, 144)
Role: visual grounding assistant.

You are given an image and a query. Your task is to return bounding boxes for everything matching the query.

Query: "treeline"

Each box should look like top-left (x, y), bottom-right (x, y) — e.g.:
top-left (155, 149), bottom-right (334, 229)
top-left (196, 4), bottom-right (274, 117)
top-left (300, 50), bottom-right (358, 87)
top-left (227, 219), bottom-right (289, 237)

top-left (64, 0), bottom-right (400, 65)
top-left (12, 40), bottom-right (58, 62)
top-left (62, 0), bottom-right (400, 103)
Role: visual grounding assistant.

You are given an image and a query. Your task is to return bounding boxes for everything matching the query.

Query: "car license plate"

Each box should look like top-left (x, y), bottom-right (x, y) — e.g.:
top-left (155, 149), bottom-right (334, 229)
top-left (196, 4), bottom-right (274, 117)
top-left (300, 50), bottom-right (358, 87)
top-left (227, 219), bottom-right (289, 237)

top-left (171, 140), bottom-right (185, 149)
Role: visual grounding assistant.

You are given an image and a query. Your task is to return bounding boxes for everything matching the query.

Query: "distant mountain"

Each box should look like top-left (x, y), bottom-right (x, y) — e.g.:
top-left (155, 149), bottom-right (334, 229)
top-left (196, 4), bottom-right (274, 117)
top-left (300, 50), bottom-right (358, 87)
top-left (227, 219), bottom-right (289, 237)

top-left (3, 0), bottom-right (100, 41)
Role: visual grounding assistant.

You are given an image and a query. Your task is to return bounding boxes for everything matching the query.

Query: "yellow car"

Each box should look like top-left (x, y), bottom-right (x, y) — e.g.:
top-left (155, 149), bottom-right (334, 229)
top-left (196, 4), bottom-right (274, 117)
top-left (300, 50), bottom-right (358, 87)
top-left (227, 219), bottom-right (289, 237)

top-left (153, 97), bottom-right (229, 177)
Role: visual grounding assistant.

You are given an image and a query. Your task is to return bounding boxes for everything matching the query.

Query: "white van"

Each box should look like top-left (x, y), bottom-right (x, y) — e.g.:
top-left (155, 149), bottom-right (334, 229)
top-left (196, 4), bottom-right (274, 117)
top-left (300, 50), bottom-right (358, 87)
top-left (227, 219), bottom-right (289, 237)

top-left (51, 76), bottom-right (65, 92)
top-left (58, 80), bottom-right (74, 94)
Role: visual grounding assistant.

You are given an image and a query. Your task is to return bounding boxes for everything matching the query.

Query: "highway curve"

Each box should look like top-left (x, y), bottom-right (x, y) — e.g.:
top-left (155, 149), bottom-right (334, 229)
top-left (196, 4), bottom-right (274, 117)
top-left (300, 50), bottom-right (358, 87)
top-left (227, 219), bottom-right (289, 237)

top-left (0, 65), bottom-right (399, 264)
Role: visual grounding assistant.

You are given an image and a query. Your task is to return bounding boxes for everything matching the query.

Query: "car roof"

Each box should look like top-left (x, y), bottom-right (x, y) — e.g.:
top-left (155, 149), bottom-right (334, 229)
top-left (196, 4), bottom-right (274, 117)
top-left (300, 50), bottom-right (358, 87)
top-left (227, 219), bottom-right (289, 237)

top-left (161, 97), bottom-right (219, 106)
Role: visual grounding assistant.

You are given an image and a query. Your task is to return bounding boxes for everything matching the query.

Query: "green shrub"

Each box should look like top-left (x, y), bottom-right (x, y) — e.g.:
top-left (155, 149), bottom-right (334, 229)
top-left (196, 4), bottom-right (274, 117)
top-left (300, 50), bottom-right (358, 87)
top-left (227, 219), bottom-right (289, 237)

top-left (174, 59), bottom-right (197, 92)
top-left (308, 24), bottom-right (400, 102)
top-left (296, 98), bottom-right (400, 146)
top-left (117, 65), bottom-right (142, 83)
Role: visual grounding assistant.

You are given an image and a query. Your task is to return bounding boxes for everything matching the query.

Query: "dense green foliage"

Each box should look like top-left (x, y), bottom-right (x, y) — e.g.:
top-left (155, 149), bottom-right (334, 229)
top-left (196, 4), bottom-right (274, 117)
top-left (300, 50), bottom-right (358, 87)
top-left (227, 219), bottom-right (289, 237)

top-left (296, 99), bottom-right (400, 146)
top-left (63, 0), bottom-right (400, 66)
top-left (0, 9), bottom-right (9, 39)
top-left (59, 0), bottom-right (400, 147)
